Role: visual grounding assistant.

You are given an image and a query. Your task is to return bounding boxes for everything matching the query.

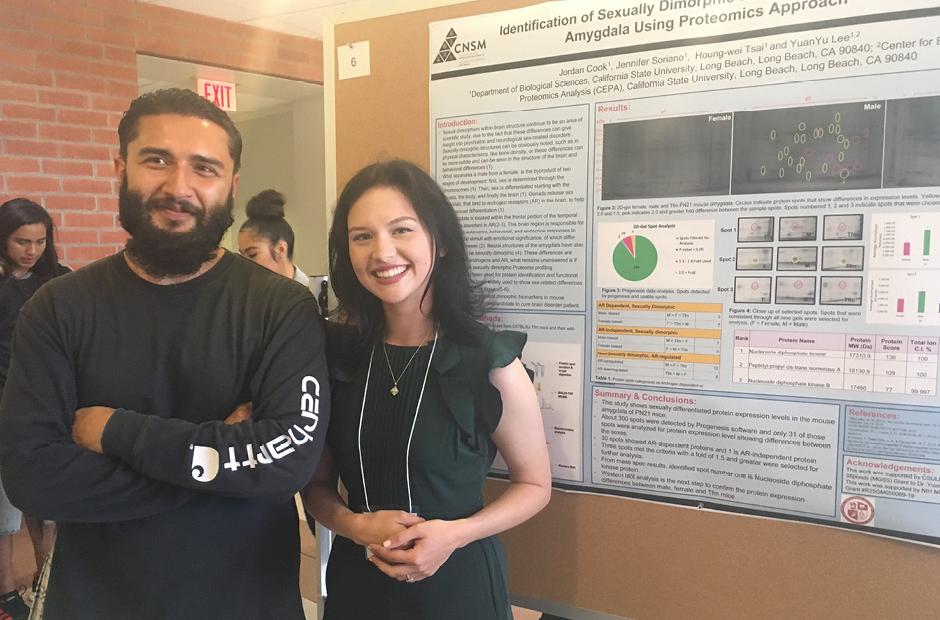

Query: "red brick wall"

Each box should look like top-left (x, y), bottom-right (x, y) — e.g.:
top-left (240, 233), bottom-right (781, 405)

top-left (0, 0), bottom-right (323, 267)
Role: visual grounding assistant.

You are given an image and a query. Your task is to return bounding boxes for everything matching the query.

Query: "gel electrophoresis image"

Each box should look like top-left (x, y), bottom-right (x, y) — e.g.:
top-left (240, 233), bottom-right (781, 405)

top-left (602, 114), bottom-right (732, 200)
top-left (884, 95), bottom-right (940, 188)
top-left (731, 102), bottom-right (885, 194)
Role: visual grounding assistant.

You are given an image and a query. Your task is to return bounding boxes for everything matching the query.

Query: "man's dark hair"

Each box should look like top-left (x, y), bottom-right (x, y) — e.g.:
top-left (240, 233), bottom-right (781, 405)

top-left (328, 159), bottom-right (486, 349)
top-left (0, 197), bottom-right (60, 279)
top-left (240, 189), bottom-right (296, 260)
top-left (118, 88), bottom-right (243, 172)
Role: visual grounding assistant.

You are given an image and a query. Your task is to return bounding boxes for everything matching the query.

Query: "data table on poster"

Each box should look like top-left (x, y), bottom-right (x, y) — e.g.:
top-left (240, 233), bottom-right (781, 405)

top-left (596, 302), bottom-right (721, 383)
top-left (733, 330), bottom-right (938, 395)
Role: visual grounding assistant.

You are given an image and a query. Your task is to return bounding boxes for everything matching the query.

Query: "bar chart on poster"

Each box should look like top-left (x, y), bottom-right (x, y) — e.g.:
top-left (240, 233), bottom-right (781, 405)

top-left (429, 0), bottom-right (940, 544)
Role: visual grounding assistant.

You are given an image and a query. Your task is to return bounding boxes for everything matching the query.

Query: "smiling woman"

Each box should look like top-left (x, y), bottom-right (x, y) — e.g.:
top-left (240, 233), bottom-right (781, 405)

top-left (303, 160), bottom-right (551, 620)
top-left (346, 185), bottom-right (436, 316)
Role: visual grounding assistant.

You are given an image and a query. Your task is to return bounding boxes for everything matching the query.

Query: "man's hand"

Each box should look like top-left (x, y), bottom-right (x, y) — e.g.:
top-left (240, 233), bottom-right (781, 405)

top-left (72, 406), bottom-right (116, 454)
top-left (349, 510), bottom-right (425, 548)
top-left (224, 402), bottom-right (252, 425)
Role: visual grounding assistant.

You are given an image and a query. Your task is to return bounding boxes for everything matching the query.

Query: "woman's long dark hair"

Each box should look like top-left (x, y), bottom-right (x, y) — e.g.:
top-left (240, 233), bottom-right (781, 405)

top-left (0, 198), bottom-right (59, 279)
top-left (329, 160), bottom-right (486, 348)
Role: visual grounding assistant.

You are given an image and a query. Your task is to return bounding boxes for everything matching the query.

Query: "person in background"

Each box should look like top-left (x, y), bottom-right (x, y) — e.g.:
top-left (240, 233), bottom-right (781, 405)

top-left (238, 190), bottom-right (330, 317)
top-left (303, 160), bottom-right (551, 619)
top-left (0, 198), bottom-right (69, 620)
top-left (238, 189), bottom-right (312, 287)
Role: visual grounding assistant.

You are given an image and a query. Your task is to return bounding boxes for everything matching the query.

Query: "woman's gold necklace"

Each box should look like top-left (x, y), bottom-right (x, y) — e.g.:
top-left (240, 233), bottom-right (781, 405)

top-left (383, 338), bottom-right (427, 396)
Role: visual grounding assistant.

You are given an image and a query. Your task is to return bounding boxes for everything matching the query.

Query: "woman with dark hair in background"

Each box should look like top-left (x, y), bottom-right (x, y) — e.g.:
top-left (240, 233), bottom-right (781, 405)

top-left (303, 160), bottom-right (551, 619)
top-left (237, 189), bottom-right (312, 287)
top-left (0, 198), bottom-right (69, 620)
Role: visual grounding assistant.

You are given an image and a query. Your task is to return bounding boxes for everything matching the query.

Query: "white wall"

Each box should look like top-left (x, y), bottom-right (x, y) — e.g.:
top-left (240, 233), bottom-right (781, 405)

top-left (226, 109), bottom-right (294, 252)
top-left (227, 94), bottom-right (328, 279)
top-left (291, 93), bottom-right (328, 277)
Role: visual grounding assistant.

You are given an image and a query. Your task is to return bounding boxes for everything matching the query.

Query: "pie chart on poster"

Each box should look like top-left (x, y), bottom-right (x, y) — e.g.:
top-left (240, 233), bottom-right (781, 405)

top-left (613, 234), bottom-right (658, 281)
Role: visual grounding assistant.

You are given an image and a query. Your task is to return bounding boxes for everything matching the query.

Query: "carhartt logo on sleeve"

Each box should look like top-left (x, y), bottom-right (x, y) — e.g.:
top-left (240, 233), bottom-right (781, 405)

top-left (190, 445), bottom-right (220, 482)
top-left (189, 375), bottom-right (322, 481)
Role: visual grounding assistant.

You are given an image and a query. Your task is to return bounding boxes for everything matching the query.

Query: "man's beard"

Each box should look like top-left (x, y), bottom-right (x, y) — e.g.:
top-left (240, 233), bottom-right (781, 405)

top-left (119, 178), bottom-right (234, 278)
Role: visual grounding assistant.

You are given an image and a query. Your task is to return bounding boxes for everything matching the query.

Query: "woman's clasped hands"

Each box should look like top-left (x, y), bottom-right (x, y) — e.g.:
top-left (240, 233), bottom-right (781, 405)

top-left (366, 518), bottom-right (466, 584)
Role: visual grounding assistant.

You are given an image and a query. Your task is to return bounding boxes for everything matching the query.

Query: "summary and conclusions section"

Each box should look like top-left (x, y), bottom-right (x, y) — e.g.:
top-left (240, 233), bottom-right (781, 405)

top-left (592, 388), bottom-right (838, 516)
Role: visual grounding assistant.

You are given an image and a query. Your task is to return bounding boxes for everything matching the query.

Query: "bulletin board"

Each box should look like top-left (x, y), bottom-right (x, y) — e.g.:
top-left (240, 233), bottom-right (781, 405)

top-left (331, 1), bottom-right (940, 617)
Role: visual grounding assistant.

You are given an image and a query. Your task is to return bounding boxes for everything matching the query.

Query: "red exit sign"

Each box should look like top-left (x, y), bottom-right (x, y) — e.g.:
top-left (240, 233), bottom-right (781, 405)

top-left (197, 79), bottom-right (237, 111)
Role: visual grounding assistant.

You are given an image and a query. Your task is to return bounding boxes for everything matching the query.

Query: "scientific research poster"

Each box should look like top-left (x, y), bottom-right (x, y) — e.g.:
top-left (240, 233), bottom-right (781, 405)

top-left (429, 0), bottom-right (940, 543)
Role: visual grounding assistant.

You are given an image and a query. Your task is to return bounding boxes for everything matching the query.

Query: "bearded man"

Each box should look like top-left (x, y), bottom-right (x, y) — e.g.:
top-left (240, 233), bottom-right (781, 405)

top-left (0, 88), bottom-right (329, 619)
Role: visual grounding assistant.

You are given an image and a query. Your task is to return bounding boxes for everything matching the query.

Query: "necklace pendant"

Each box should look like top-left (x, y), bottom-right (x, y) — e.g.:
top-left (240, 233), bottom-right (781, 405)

top-left (390, 385), bottom-right (399, 396)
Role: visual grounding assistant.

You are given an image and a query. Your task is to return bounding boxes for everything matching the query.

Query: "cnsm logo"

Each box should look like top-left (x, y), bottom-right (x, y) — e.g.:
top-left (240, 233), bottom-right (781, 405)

top-left (433, 28), bottom-right (486, 64)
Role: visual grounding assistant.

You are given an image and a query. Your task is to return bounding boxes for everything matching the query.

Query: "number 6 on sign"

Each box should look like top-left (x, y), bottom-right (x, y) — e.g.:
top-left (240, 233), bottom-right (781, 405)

top-left (337, 41), bottom-right (371, 80)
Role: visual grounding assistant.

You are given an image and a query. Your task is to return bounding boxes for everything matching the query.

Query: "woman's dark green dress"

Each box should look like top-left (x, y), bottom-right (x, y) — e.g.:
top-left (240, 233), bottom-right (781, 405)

top-left (324, 324), bottom-right (526, 619)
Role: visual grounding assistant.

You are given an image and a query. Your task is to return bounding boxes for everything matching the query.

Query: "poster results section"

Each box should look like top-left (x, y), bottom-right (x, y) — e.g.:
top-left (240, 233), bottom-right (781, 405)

top-left (594, 78), bottom-right (940, 405)
top-left (429, 1), bottom-right (940, 542)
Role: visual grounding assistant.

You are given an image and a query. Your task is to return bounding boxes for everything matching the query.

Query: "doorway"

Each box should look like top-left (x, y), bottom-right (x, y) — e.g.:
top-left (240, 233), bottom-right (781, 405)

top-left (136, 55), bottom-right (328, 277)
